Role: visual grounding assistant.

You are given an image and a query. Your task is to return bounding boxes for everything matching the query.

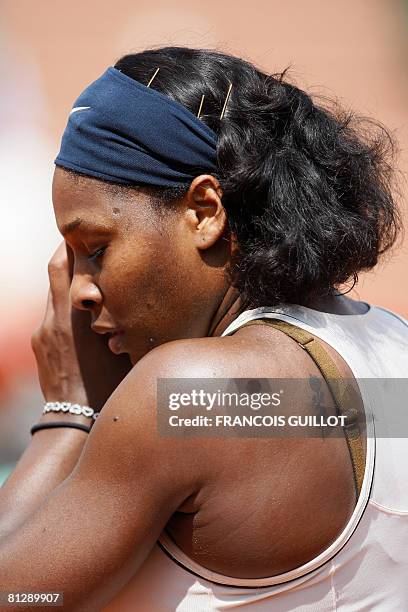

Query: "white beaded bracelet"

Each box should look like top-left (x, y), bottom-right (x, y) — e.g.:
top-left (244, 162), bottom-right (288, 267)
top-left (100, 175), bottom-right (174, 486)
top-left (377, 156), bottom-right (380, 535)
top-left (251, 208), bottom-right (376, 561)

top-left (43, 401), bottom-right (100, 421)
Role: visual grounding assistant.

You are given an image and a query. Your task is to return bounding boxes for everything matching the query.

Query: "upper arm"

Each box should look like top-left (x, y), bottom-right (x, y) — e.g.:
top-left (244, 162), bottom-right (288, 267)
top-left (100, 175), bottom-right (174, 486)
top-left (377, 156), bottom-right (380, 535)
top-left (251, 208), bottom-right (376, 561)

top-left (0, 342), bottom-right (207, 611)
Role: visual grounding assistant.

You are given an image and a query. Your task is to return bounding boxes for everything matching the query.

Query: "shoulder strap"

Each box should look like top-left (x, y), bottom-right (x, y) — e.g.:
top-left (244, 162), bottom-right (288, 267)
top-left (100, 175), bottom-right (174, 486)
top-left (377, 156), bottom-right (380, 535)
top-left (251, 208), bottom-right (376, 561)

top-left (230, 318), bottom-right (366, 499)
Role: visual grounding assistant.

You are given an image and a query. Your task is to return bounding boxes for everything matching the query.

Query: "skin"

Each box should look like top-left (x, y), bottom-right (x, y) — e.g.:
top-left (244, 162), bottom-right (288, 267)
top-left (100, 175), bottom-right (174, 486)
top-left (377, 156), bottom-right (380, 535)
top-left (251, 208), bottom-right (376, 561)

top-left (0, 168), bottom-right (367, 610)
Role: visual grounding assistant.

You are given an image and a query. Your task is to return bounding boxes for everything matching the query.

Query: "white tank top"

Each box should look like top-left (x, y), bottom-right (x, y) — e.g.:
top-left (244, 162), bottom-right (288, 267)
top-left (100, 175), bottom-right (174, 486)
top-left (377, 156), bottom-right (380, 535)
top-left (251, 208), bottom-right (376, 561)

top-left (104, 303), bottom-right (408, 611)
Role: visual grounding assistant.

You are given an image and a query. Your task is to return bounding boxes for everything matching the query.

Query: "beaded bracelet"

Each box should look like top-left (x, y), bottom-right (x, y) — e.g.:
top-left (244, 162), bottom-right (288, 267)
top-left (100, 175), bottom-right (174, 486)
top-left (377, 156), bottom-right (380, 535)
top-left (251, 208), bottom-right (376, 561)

top-left (43, 401), bottom-right (100, 420)
top-left (30, 402), bottom-right (100, 437)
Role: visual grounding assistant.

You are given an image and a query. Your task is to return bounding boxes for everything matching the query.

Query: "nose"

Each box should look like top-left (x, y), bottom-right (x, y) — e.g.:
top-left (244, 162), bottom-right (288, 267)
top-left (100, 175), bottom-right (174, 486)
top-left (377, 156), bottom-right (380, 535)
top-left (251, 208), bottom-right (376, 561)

top-left (70, 273), bottom-right (103, 312)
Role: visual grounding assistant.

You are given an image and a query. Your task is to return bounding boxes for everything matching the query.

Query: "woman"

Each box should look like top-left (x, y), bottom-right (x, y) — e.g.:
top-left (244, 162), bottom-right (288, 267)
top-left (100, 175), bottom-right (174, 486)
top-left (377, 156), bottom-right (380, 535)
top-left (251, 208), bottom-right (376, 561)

top-left (0, 46), bottom-right (407, 611)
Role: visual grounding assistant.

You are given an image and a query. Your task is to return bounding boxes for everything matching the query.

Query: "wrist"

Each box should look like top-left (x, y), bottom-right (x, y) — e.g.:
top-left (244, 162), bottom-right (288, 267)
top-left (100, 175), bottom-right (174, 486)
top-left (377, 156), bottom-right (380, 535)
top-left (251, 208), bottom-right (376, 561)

top-left (38, 401), bottom-right (99, 427)
top-left (29, 407), bottom-right (97, 442)
top-left (38, 412), bottom-right (93, 428)
top-left (29, 401), bottom-right (100, 439)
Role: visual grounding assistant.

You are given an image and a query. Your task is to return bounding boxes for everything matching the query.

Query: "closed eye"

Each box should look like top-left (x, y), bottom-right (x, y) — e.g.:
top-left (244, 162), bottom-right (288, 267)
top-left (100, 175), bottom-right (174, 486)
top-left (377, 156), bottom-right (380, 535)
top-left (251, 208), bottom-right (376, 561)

top-left (88, 246), bottom-right (107, 261)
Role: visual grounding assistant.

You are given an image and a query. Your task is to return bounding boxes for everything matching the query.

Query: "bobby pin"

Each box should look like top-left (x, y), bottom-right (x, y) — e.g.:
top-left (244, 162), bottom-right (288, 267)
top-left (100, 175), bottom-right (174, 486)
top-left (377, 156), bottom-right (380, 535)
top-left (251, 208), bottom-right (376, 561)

top-left (220, 82), bottom-right (233, 119)
top-left (197, 95), bottom-right (205, 118)
top-left (147, 67), bottom-right (160, 88)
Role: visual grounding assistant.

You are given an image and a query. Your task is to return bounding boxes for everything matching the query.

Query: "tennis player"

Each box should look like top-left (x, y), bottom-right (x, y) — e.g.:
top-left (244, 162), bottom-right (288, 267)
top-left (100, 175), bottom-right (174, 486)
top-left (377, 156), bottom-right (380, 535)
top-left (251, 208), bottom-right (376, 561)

top-left (0, 47), bottom-right (407, 611)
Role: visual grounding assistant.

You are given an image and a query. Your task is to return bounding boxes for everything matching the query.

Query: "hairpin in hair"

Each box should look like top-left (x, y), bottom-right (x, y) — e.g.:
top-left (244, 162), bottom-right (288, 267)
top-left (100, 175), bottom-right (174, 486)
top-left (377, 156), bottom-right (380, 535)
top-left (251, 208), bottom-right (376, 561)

top-left (197, 95), bottom-right (205, 118)
top-left (220, 82), bottom-right (233, 119)
top-left (147, 67), bottom-right (160, 88)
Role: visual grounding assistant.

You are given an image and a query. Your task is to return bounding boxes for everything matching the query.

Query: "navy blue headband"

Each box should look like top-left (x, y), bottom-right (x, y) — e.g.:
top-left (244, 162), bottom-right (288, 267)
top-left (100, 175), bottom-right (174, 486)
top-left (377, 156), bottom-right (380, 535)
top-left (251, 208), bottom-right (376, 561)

top-left (55, 67), bottom-right (218, 187)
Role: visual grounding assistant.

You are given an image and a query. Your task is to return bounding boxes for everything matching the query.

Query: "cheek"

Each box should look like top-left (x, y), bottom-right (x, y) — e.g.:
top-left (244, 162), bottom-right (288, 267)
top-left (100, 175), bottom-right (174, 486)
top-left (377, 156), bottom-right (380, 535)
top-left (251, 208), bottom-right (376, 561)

top-left (102, 238), bottom-right (187, 317)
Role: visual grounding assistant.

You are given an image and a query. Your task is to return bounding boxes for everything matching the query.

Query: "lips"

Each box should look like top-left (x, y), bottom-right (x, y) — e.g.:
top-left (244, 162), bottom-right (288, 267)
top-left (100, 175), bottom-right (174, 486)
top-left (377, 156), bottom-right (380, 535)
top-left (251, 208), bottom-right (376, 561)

top-left (108, 330), bottom-right (125, 354)
top-left (91, 325), bottom-right (124, 336)
top-left (91, 325), bottom-right (126, 353)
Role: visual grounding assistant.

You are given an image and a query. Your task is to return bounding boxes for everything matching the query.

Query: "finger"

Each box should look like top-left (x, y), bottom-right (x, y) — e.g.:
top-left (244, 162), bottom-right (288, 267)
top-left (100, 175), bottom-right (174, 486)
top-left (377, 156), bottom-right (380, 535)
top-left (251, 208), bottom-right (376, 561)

top-left (48, 239), bottom-right (69, 266)
top-left (66, 242), bottom-right (75, 282)
top-left (48, 240), bottom-right (72, 307)
top-left (42, 287), bottom-right (55, 325)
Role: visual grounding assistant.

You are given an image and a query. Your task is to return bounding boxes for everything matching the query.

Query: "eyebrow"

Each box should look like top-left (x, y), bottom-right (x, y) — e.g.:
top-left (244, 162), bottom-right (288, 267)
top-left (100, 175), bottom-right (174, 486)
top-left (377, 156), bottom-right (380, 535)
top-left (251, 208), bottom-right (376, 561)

top-left (59, 217), bottom-right (112, 236)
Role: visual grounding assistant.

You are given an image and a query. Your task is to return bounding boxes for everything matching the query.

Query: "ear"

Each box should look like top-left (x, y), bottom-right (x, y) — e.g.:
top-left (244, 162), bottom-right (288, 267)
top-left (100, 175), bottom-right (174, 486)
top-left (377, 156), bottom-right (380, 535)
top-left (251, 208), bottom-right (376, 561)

top-left (183, 174), bottom-right (228, 249)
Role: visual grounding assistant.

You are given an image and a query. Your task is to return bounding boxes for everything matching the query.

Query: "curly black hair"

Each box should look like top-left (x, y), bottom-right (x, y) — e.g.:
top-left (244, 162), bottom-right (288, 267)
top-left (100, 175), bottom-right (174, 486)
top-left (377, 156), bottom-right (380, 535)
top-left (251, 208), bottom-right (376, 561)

top-left (112, 46), bottom-right (401, 309)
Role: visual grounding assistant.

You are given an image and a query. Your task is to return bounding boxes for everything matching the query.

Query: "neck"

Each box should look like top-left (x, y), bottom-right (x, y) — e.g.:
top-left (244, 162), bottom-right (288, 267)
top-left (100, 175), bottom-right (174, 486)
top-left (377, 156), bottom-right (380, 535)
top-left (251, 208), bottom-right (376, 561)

top-left (301, 292), bottom-right (369, 315)
top-left (207, 286), bottom-right (247, 337)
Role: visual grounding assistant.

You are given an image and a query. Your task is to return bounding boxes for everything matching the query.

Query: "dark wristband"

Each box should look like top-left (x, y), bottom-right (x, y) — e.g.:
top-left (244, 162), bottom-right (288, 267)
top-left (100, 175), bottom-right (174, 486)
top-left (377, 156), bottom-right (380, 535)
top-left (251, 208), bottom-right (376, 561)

top-left (30, 421), bottom-right (92, 436)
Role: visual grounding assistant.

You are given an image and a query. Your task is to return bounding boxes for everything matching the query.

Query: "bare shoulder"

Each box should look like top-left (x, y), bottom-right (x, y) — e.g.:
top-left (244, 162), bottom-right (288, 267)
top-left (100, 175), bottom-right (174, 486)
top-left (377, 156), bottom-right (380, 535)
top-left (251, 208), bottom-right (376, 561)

top-left (129, 323), bottom-right (318, 381)
top-left (81, 333), bottom-right (270, 491)
top-left (92, 322), bottom-right (355, 471)
top-left (83, 331), bottom-right (293, 486)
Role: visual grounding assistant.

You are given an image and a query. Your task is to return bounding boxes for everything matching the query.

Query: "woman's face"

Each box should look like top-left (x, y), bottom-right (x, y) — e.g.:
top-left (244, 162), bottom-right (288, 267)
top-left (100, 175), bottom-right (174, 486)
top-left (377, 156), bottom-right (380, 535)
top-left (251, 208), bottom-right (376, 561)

top-left (52, 168), bottom-right (229, 364)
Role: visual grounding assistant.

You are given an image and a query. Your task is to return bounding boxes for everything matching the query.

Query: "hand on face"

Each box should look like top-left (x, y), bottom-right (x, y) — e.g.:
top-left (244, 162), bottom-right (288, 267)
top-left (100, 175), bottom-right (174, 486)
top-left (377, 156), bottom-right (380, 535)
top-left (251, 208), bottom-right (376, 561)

top-left (30, 240), bottom-right (132, 410)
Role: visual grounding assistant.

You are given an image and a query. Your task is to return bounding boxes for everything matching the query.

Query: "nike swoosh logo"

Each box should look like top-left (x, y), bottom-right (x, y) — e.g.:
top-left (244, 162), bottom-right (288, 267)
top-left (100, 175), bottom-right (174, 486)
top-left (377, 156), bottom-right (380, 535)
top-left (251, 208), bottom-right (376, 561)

top-left (70, 106), bottom-right (91, 115)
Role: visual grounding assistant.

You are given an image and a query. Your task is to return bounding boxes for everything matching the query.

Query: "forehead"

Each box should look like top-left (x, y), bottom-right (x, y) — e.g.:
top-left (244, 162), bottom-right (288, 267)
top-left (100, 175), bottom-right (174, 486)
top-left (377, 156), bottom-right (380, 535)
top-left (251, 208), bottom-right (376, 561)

top-left (52, 167), bottom-right (149, 234)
